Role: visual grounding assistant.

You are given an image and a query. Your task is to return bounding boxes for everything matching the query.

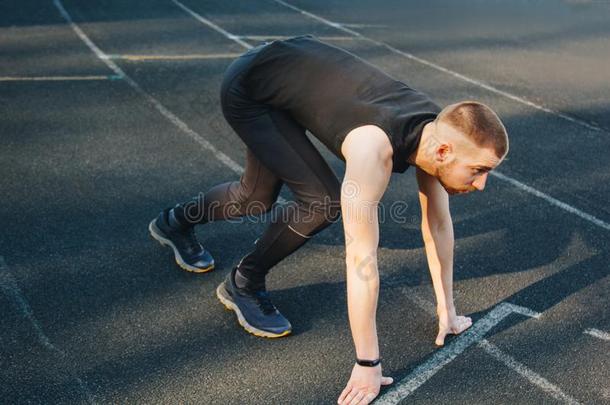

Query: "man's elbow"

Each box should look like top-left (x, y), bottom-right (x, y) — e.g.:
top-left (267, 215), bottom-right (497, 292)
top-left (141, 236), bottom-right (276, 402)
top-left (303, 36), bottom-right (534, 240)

top-left (345, 250), bottom-right (379, 280)
top-left (345, 249), bottom-right (377, 268)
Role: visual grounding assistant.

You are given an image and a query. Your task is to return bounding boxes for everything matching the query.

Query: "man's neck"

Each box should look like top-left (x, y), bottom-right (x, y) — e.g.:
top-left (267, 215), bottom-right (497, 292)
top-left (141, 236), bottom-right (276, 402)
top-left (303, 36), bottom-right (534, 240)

top-left (407, 121), bottom-right (436, 174)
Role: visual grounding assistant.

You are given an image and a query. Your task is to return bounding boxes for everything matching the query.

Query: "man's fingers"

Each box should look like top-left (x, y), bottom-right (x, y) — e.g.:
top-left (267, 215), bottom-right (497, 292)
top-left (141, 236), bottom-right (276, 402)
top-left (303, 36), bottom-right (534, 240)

top-left (348, 390), bottom-right (366, 405)
top-left (339, 387), bottom-right (356, 404)
top-left (364, 393), bottom-right (377, 404)
top-left (337, 386), bottom-right (351, 404)
top-left (339, 374), bottom-right (395, 403)
top-left (436, 316), bottom-right (473, 345)
top-left (381, 376), bottom-right (394, 385)
top-left (435, 330), bottom-right (447, 346)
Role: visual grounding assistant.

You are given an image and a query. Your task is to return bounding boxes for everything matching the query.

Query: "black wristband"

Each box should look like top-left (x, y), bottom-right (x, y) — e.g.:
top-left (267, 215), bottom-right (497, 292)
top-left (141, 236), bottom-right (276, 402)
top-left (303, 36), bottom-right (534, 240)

top-left (356, 357), bottom-right (381, 367)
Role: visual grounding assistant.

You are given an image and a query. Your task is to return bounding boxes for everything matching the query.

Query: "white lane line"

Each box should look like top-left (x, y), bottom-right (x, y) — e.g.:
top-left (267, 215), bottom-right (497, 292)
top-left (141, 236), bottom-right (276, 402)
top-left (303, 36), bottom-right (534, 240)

top-left (491, 171), bottom-right (610, 231)
top-left (341, 23), bottom-right (388, 29)
top-left (105, 53), bottom-right (242, 61)
top-left (53, 0), bottom-right (288, 205)
top-left (269, 0), bottom-right (604, 133)
top-left (236, 35), bottom-right (356, 41)
top-left (583, 328), bottom-right (610, 341)
top-left (479, 339), bottom-right (581, 404)
top-left (0, 256), bottom-right (95, 404)
top-left (376, 302), bottom-right (542, 404)
top-left (171, 0), bottom-right (253, 49)
top-left (0, 75), bottom-right (121, 81)
top-left (0, 257), bottom-right (61, 354)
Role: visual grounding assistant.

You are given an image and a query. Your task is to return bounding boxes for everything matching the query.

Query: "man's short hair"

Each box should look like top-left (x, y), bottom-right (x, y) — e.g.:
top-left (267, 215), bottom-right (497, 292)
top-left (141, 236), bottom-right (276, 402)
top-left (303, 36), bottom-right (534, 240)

top-left (436, 101), bottom-right (509, 159)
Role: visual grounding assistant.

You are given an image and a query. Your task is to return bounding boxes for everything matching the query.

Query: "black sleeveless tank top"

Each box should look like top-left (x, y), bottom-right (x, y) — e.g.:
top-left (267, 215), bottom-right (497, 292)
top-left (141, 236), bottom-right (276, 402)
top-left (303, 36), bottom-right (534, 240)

top-left (241, 34), bottom-right (441, 173)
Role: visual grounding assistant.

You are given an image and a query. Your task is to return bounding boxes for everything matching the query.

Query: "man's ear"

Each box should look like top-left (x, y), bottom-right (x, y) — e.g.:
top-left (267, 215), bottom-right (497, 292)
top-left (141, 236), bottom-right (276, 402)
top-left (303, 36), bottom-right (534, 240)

top-left (435, 143), bottom-right (453, 163)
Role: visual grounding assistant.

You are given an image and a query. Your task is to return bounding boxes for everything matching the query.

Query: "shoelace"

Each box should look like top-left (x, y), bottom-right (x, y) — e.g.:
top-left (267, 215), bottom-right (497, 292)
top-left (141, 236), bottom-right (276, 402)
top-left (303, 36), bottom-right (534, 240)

top-left (253, 290), bottom-right (277, 315)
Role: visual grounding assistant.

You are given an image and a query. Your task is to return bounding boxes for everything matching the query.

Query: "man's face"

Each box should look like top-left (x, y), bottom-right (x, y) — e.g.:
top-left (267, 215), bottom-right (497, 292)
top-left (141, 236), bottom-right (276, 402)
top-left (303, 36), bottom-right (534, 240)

top-left (434, 122), bottom-right (502, 195)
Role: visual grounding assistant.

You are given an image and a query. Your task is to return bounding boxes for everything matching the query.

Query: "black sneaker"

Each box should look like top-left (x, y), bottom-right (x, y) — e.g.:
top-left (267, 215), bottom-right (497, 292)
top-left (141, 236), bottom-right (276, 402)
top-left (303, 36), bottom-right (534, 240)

top-left (149, 208), bottom-right (215, 273)
top-left (216, 267), bottom-right (292, 338)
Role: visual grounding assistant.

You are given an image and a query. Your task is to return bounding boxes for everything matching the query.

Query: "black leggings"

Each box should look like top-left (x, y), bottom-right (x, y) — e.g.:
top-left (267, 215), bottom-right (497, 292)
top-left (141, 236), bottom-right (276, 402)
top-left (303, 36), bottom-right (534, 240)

top-left (174, 43), bottom-right (342, 284)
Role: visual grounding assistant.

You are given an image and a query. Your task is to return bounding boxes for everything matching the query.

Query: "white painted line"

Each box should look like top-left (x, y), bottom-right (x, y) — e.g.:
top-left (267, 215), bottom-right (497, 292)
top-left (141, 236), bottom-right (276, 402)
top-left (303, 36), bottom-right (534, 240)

top-left (491, 171), bottom-right (610, 231)
top-left (237, 35), bottom-right (357, 41)
top-left (499, 302), bottom-right (543, 319)
top-left (0, 257), bottom-right (61, 354)
top-left (171, 0), bottom-right (253, 49)
top-left (479, 339), bottom-right (581, 404)
top-left (105, 53), bottom-right (242, 61)
top-left (0, 256), bottom-right (95, 404)
top-left (270, 0), bottom-right (604, 133)
top-left (53, 0), bottom-right (288, 205)
top-left (341, 23), bottom-right (388, 29)
top-left (583, 328), bottom-right (610, 341)
top-left (0, 75), bottom-right (121, 81)
top-left (375, 302), bottom-right (542, 404)
top-left (268, 0), bottom-right (360, 33)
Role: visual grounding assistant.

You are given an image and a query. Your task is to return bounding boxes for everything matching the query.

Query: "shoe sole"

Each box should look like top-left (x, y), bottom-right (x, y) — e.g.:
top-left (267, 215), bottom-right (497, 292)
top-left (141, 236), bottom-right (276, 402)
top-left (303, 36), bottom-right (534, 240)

top-left (216, 282), bottom-right (291, 339)
top-left (148, 219), bottom-right (215, 274)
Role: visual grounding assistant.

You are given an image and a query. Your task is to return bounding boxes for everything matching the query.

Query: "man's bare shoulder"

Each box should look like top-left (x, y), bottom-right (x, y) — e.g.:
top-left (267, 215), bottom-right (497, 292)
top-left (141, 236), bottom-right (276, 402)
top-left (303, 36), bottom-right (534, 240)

top-left (340, 125), bottom-right (393, 163)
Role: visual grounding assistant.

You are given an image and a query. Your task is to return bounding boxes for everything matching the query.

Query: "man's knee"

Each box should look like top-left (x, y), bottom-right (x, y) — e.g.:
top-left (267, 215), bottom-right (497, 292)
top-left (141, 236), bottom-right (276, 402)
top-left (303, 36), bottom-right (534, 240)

top-left (240, 190), bottom-right (278, 216)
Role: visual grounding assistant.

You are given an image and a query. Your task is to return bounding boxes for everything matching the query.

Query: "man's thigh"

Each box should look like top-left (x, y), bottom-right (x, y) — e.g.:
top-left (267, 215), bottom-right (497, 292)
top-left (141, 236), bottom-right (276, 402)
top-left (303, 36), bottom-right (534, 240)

top-left (227, 108), bottom-right (340, 205)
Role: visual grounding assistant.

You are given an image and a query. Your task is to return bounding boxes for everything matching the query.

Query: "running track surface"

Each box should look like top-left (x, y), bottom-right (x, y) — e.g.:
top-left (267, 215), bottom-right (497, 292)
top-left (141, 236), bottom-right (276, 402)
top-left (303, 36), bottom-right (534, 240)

top-left (1, 0), bottom-right (608, 403)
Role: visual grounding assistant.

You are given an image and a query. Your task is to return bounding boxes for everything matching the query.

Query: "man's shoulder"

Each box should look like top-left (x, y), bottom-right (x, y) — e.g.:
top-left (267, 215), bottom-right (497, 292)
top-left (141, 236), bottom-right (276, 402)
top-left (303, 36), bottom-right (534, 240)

top-left (340, 125), bottom-right (394, 163)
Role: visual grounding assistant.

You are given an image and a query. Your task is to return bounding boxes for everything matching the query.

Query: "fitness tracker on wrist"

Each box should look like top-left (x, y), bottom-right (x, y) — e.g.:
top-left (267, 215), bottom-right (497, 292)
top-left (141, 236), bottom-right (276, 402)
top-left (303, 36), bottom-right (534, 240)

top-left (356, 357), bottom-right (381, 367)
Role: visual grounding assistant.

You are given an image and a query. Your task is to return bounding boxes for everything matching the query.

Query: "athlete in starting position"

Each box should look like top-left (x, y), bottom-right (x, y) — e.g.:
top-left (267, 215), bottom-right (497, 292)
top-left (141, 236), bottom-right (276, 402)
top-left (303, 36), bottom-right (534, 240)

top-left (149, 34), bottom-right (509, 404)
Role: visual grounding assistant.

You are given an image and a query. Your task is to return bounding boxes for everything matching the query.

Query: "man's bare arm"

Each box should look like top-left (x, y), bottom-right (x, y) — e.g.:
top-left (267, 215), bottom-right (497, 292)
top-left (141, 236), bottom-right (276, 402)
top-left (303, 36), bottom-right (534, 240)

top-left (336, 126), bottom-right (395, 405)
top-left (416, 167), bottom-right (472, 345)
top-left (416, 167), bottom-right (455, 312)
top-left (341, 125), bottom-right (393, 359)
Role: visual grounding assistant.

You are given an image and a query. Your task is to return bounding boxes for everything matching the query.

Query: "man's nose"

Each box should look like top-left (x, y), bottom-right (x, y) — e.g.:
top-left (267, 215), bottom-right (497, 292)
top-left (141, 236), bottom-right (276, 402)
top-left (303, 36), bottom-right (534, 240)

top-left (473, 173), bottom-right (488, 191)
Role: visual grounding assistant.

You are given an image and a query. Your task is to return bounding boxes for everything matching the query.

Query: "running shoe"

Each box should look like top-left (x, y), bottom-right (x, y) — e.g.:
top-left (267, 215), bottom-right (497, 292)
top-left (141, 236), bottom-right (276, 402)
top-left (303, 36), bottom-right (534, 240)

top-left (149, 208), bottom-right (215, 273)
top-left (216, 267), bottom-right (292, 338)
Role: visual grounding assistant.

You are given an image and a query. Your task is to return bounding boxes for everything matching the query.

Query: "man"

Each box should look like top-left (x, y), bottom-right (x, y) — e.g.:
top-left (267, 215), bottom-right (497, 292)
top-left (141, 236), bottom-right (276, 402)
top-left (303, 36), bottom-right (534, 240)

top-left (149, 34), bottom-right (508, 404)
